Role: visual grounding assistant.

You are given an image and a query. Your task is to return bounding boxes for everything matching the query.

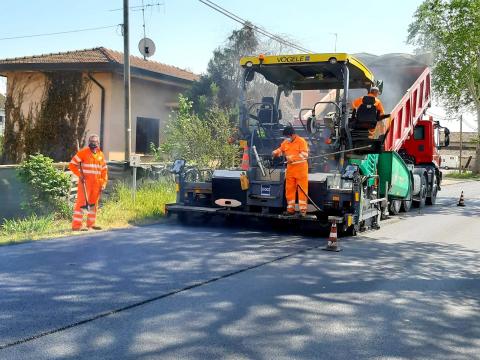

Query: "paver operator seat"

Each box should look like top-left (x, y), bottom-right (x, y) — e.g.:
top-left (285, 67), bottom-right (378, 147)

top-left (352, 95), bottom-right (379, 130)
top-left (257, 96), bottom-right (280, 126)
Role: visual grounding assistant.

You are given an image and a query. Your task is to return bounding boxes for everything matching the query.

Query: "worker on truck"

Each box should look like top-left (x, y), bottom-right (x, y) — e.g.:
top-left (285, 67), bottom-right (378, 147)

top-left (272, 126), bottom-right (309, 216)
top-left (69, 134), bottom-right (108, 231)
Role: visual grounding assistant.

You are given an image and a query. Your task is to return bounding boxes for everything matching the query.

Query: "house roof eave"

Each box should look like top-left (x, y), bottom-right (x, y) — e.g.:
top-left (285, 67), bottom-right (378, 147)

top-left (0, 62), bottom-right (116, 73)
top-left (0, 63), bottom-right (195, 87)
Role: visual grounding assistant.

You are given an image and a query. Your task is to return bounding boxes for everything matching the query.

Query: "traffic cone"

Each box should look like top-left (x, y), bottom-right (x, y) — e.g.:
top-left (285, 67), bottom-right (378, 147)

top-left (323, 222), bottom-right (342, 252)
top-left (457, 191), bottom-right (465, 207)
top-left (241, 145), bottom-right (250, 171)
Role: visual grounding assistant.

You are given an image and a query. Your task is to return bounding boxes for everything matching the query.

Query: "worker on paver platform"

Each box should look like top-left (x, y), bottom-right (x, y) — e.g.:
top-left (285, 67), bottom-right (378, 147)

top-left (352, 86), bottom-right (385, 119)
top-left (69, 134), bottom-right (108, 231)
top-left (272, 126), bottom-right (309, 216)
top-left (351, 86), bottom-right (391, 138)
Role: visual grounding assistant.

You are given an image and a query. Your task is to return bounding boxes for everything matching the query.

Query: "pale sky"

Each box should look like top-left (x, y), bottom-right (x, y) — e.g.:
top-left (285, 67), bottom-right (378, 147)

top-left (0, 0), bottom-right (476, 131)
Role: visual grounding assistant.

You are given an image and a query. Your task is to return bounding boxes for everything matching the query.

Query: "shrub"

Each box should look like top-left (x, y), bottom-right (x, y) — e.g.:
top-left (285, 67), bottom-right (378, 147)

top-left (17, 153), bottom-right (71, 216)
top-left (156, 95), bottom-right (239, 168)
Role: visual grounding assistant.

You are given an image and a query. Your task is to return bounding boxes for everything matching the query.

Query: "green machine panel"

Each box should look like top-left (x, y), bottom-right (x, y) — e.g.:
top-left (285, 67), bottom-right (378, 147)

top-left (377, 152), bottom-right (411, 199)
top-left (349, 154), bottom-right (378, 186)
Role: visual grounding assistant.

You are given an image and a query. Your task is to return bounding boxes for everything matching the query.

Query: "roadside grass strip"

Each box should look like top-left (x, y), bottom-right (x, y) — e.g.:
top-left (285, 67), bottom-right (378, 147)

top-left (0, 181), bottom-right (175, 245)
top-left (445, 171), bottom-right (480, 180)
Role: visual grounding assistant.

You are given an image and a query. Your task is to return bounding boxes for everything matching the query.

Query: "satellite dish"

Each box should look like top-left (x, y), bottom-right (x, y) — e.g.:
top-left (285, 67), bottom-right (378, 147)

top-left (138, 38), bottom-right (156, 58)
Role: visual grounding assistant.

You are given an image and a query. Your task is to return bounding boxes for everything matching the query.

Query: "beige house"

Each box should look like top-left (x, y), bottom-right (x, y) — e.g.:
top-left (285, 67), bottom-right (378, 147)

top-left (0, 47), bottom-right (198, 161)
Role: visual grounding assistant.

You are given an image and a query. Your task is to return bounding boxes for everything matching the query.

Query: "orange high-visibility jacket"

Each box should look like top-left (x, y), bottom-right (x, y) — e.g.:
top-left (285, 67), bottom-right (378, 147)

top-left (352, 93), bottom-right (385, 116)
top-left (273, 134), bottom-right (309, 166)
top-left (69, 147), bottom-right (108, 187)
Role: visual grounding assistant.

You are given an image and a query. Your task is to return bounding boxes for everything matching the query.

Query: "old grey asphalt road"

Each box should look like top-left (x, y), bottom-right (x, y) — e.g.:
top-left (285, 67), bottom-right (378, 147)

top-left (1, 180), bottom-right (479, 359)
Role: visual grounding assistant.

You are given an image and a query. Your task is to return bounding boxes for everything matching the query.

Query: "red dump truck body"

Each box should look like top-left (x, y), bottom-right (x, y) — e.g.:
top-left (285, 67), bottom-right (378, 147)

top-left (384, 67), bottom-right (432, 152)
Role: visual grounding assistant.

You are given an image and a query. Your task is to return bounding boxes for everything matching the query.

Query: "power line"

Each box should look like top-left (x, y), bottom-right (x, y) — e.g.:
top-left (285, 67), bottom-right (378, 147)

top-left (198, 0), bottom-right (314, 54)
top-left (200, 0), bottom-right (313, 53)
top-left (108, 2), bottom-right (163, 12)
top-left (0, 25), bottom-right (119, 41)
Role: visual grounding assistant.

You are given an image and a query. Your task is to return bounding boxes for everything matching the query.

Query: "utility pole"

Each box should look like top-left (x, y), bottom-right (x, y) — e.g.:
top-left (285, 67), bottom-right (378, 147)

top-left (331, 33), bottom-right (338, 52)
top-left (123, 0), bottom-right (132, 162)
top-left (459, 114), bottom-right (463, 173)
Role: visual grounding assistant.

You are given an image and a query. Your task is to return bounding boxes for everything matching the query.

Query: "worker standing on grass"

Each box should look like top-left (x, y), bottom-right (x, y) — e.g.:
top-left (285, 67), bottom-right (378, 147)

top-left (69, 134), bottom-right (108, 231)
top-left (272, 126), bottom-right (309, 216)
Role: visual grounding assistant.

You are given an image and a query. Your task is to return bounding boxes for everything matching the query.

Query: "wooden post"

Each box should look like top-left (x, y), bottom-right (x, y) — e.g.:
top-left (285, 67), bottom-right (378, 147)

top-left (459, 114), bottom-right (463, 173)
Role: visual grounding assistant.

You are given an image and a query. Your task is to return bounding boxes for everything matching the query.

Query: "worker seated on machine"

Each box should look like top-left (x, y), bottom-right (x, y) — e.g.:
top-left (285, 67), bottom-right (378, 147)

top-left (351, 86), bottom-right (391, 139)
top-left (272, 126), bottom-right (309, 217)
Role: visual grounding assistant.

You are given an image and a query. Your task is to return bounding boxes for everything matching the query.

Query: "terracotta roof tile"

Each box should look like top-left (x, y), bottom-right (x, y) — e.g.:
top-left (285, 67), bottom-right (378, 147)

top-left (0, 48), bottom-right (110, 65)
top-left (0, 47), bottom-right (199, 82)
top-left (100, 48), bottom-right (198, 81)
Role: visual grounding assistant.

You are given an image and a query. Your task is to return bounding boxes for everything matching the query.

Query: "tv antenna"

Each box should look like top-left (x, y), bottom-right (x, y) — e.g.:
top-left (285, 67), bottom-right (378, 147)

top-left (136, 1), bottom-right (164, 59)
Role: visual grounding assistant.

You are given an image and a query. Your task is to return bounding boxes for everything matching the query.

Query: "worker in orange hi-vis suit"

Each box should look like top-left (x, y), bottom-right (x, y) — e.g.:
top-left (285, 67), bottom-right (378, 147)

top-left (69, 134), bottom-right (108, 231)
top-left (352, 86), bottom-right (385, 117)
top-left (272, 126), bottom-right (309, 216)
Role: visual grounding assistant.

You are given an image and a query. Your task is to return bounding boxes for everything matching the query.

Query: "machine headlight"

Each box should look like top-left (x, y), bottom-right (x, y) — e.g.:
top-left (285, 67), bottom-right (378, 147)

top-left (329, 57), bottom-right (337, 64)
top-left (246, 61), bottom-right (253, 68)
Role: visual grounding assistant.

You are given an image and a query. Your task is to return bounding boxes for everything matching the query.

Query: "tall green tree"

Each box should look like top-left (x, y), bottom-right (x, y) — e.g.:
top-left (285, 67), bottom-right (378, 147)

top-left (407, 0), bottom-right (480, 172)
top-left (186, 23), bottom-right (258, 113)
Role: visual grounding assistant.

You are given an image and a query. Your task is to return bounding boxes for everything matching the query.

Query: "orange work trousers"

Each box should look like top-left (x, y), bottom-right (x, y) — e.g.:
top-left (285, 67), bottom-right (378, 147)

top-left (72, 179), bottom-right (102, 230)
top-left (285, 163), bottom-right (308, 214)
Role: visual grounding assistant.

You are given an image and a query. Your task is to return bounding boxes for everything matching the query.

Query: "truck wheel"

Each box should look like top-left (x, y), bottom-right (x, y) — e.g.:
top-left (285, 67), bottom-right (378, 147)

top-left (414, 184), bottom-right (427, 208)
top-left (401, 197), bottom-right (412, 212)
top-left (413, 176), bottom-right (427, 209)
top-left (426, 185), bottom-right (438, 205)
top-left (401, 181), bottom-right (413, 212)
top-left (389, 199), bottom-right (402, 215)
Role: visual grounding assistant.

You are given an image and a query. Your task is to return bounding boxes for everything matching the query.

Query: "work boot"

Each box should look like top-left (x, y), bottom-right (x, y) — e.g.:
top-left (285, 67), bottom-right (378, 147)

top-left (88, 226), bottom-right (102, 231)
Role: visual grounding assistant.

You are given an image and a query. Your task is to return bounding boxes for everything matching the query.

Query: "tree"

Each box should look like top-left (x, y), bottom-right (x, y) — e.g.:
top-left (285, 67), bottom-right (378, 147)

top-left (186, 24), bottom-right (258, 113)
top-left (33, 72), bottom-right (91, 161)
top-left (407, 0), bottom-right (480, 172)
top-left (186, 23), bottom-right (300, 124)
top-left (205, 23), bottom-right (259, 110)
